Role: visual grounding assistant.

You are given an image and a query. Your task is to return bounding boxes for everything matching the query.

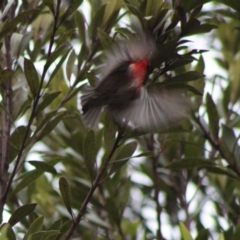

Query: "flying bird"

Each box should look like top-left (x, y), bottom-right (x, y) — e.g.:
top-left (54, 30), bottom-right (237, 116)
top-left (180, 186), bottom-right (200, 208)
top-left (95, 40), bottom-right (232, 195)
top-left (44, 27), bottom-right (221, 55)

top-left (81, 38), bottom-right (189, 131)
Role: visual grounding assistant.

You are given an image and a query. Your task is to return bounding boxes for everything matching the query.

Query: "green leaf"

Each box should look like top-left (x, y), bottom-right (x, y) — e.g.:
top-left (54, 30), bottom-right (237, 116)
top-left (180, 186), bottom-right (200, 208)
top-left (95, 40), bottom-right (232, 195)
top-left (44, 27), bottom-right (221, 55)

top-left (11, 170), bottom-right (43, 195)
top-left (24, 58), bottom-right (40, 97)
top-left (115, 27), bottom-right (133, 37)
top-left (0, 69), bottom-right (13, 85)
top-left (66, 50), bottom-right (76, 81)
top-left (179, 222), bottom-right (194, 240)
top-left (182, 18), bottom-right (216, 36)
top-left (168, 56), bottom-right (196, 70)
top-left (59, 177), bottom-right (73, 218)
top-left (110, 142), bottom-right (137, 175)
top-left (126, 4), bottom-right (145, 28)
top-left (57, 220), bottom-right (73, 238)
top-left (37, 112), bottom-right (66, 140)
top-left (83, 130), bottom-right (96, 181)
top-left (45, 46), bottom-right (71, 73)
top-left (105, 198), bottom-right (121, 225)
top-left (206, 93), bottom-right (219, 141)
top-left (35, 92), bottom-right (61, 115)
top-left (220, 125), bottom-right (240, 164)
top-left (103, 0), bottom-right (118, 24)
top-left (195, 228), bottom-right (209, 240)
top-left (8, 203), bottom-right (37, 227)
top-left (9, 126), bottom-right (30, 163)
top-left (23, 216), bottom-right (44, 240)
top-left (90, 4), bottom-right (106, 38)
top-left (180, 0), bottom-right (208, 12)
top-left (15, 98), bottom-right (31, 119)
top-left (0, 10), bottom-right (39, 40)
top-left (48, 50), bottom-right (70, 84)
top-left (165, 158), bottom-right (214, 170)
top-left (28, 161), bottom-right (57, 174)
top-left (218, 233), bottom-right (225, 240)
top-left (104, 111), bottom-right (117, 156)
top-left (216, 0), bottom-right (240, 13)
top-left (28, 230), bottom-right (60, 240)
top-left (41, 230), bottom-right (60, 239)
top-left (74, 10), bottom-right (86, 44)
top-left (206, 166), bottom-right (237, 179)
top-left (167, 71), bottom-right (205, 83)
top-left (98, 28), bottom-right (113, 49)
top-left (43, 0), bottom-right (55, 13)
top-left (222, 85), bottom-right (230, 115)
top-left (60, 0), bottom-right (83, 24)
top-left (0, 223), bottom-right (16, 240)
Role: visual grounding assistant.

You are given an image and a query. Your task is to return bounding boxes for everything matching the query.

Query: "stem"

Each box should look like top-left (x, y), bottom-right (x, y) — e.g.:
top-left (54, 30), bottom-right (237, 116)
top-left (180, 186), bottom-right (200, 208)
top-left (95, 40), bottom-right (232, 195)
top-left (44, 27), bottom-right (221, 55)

top-left (194, 114), bottom-right (240, 177)
top-left (0, 2), bottom-right (16, 224)
top-left (1, 0), bottom-right (62, 209)
top-left (64, 129), bottom-right (123, 239)
top-left (148, 135), bottom-right (164, 240)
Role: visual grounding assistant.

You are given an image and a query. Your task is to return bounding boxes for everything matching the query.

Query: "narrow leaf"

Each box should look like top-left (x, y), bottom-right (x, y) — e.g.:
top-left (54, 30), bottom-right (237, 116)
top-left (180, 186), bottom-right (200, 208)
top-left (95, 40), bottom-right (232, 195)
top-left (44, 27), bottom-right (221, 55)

top-left (206, 93), bottom-right (219, 141)
top-left (0, 10), bottom-right (39, 40)
top-left (110, 142), bottom-right (137, 175)
top-left (35, 92), bottom-right (61, 115)
top-left (11, 170), bottom-right (43, 195)
top-left (167, 71), bottom-right (205, 83)
top-left (57, 220), bottom-right (73, 238)
top-left (37, 112), bottom-right (66, 140)
top-left (165, 158), bottom-right (214, 169)
top-left (28, 161), bottom-right (57, 174)
top-left (98, 28), bottom-right (113, 49)
top-left (37, 230), bottom-right (60, 239)
top-left (104, 111), bottom-right (117, 156)
top-left (23, 216), bottom-right (44, 240)
top-left (8, 203), bottom-right (37, 227)
top-left (45, 46), bottom-right (71, 72)
top-left (105, 198), bottom-right (121, 225)
top-left (74, 10), bottom-right (86, 44)
top-left (43, 0), bottom-right (55, 13)
top-left (60, 0), bottom-right (83, 24)
top-left (66, 50), bottom-right (76, 80)
top-left (179, 222), bottom-right (194, 240)
top-left (0, 223), bottom-right (15, 240)
top-left (59, 177), bottom-right (73, 218)
top-left (24, 58), bottom-right (39, 97)
top-left (218, 233), bottom-right (225, 240)
top-left (48, 50), bottom-right (70, 83)
top-left (83, 130), bottom-right (96, 181)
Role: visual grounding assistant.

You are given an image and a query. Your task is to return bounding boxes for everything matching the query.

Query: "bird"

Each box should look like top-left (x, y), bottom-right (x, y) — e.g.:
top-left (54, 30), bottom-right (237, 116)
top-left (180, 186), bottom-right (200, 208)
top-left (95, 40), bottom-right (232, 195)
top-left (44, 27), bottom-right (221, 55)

top-left (80, 38), bottom-right (189, 131)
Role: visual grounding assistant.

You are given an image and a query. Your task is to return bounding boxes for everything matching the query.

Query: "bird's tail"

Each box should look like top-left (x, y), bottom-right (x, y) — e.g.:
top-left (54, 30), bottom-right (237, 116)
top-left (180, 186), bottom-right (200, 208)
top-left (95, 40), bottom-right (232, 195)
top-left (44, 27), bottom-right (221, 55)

top-left (81, 86), bottom-right (102, 129)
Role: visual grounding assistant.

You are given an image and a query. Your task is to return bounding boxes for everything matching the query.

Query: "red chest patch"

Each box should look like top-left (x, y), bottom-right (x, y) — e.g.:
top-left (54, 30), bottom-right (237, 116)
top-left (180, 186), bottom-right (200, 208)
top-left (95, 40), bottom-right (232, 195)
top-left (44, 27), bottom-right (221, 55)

top-left (129, 59), bottom-right (148, 89)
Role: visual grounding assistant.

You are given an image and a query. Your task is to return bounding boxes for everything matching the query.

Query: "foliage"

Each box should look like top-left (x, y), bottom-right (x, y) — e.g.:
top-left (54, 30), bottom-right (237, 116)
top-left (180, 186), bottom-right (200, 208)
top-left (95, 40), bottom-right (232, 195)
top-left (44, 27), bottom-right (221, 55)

top-left (0, 0), bottom-right (240, 239)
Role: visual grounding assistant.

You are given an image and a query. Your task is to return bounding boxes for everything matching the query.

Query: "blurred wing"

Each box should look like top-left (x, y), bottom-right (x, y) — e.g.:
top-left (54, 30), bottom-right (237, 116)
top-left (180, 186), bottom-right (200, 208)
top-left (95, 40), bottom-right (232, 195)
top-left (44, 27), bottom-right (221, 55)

top-left (110, 85), bottom-right (190, 131)
top-left (80, 86), bottom-right (102, 129)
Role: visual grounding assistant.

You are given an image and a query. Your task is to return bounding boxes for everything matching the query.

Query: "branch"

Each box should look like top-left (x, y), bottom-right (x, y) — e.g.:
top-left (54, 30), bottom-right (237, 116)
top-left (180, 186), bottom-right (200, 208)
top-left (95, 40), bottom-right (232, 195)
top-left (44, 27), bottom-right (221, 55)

top-left (148, 134), bottom-right (164, 240)
top-left (64, 128), bottom-right (124, 239)
top-left (0, 2), bottom-right (16, 224)
top-left (2, 0), bottom-right (62, 207)
top-left (194, 114), bottom-right (240, 178)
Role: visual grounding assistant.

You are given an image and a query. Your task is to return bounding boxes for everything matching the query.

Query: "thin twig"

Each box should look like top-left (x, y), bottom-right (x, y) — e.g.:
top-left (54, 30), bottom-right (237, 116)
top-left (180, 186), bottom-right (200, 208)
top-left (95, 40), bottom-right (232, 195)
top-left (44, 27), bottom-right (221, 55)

top-left (64, 129), bottom-right (124, 239)
top-left (148, 134), bottom-right (164, 240)
top-left (194, 114), bottom-right (240, 178)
